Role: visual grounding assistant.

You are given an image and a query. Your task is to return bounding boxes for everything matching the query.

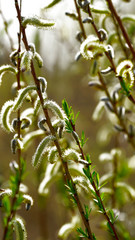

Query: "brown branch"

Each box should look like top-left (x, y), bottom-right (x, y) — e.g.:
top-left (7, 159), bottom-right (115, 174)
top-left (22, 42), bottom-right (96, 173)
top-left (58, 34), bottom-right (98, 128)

top-left (98, 72), bottom-right (135, 148)
top-left (14, 0), bottom-right (94, 238)
top-left (2, 2), bottom-right (23, 239)
top-left (106, 0), bottom-right (135, 60)
top-left (73, 0), bottom-right (87, 39)
top-left (74, 1), bottom-right (135, 104)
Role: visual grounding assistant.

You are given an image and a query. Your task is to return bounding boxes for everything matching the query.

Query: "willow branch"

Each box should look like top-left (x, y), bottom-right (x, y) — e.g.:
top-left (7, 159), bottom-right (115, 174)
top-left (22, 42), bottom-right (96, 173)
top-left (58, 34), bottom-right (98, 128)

top-left (14, 0), bottom-right (94, 238)
top-left (106, 0), bottom-right (135, 59)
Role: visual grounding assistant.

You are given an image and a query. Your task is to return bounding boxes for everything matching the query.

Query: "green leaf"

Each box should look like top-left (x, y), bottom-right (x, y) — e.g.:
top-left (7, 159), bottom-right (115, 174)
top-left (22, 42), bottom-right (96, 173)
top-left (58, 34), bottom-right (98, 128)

top-left (13, 194), bottom-right (24, 211)
top-left (62, 99), bottom-right (79, 125)
top-left (95, 172), bottom-right (100, 189)
top-left (84, 205), bottom-right (92, 220)
top-left (108, 209), bottom-right (118, 224)
top-left (80, 131), bottom-right (88, 147)
top-left (107, 222), bottom-right (115, 237)
top-left (83, 167), bottom-right (91, 180)
top-left (2, 196), bottom-right (11, 215)
top-left (62, 99), bottom-right (71, 118)
top-left (77, 227), bottom-right (88, 238)
top-left (66, 180), bottom-right (76, 195)
top-left (65, 119), bottom-right (73, 133)
top-left (85, 154), bottom-right (92, 164)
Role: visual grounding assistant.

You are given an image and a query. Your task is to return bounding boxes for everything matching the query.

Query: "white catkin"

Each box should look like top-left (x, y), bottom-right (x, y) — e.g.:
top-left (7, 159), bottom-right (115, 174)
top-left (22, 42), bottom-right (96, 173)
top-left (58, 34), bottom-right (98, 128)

top-left (13, 86), bottom-right (37, 111)
top-left (0, 65), bottom-right (17, 85)
top-left (22, 16), bottom-right (55, 29)
top-left (0, 100), bottom-right (14, 132)
top-left (13, 217), bottom-right (27, 240)
top-left (44, 100), bottom-right (66, 120)
top-left (32, 135), bottom-right (56, 167)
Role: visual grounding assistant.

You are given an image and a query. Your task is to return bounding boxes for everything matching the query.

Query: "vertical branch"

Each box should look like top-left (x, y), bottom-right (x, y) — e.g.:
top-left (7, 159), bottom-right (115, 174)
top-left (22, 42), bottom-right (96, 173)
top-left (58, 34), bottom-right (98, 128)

top-left (14, 0), bottom-right (94, 238)
top-left (2, 1), bottom-right (23, 239)
top-left (73, 0), bottom-right (87, 39)
top-left (74, 0), bottom-right (135, 105)
top-left (70, 122), bottom-right (119, 239)
top-left (106, 0), bottom-right (135, 59)
top-left (111, 150), bottom-right (118, 208)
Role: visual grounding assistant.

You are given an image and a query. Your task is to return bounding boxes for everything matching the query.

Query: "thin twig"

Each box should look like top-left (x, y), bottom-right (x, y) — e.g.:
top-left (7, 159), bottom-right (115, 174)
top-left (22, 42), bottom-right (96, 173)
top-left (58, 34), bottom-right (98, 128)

top-left (106, 0), bottom-right (135, 59)
top-left (0, 9), bottom-right (14, 51)
top-left (98, 72), bottom-right (135, 148)
top-left (2, 1), bottom-right (23, 239)
top-left (70, 118), bottom-right (119, 239)
top-left (14, 0), bottom-right (94, 238)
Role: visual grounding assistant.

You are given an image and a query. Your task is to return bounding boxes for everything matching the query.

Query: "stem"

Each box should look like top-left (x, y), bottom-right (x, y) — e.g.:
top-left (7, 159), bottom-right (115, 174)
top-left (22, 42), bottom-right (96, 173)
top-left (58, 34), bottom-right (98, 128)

top-left (0, 9), bottom-right (14, 51)
top-left (14, 0), bottom-right (94, 238)
top-left (111, 147), bottom-right (118, 209)
top-left (98, 72), bottom-right (135, 148)
top-left (74, 1), bottom-right (135, 104)
top-left (73, 0), bottom-right (87, 39)
top-left (106, 0), bottom-right (135, 59)
top-left (107, 10), bottom-right (128, 58)
top-left (2, 1), bottom-right (22, 239)
top-left (71, 121), bottom-right (119, 239)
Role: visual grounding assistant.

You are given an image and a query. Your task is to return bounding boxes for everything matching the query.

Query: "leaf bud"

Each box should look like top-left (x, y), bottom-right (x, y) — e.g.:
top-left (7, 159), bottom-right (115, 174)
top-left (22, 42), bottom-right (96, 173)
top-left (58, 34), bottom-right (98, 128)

top-left (100, 96), bottom-right (109, 102)
top-left (28, 43), bottom-right (36, 55)
top-left (128, 124), bottom-right (134, 137)
top-left (76, 31), bottom-right (84, 43)
top-left (100, 66), bottom-right (113, 74)
top-left (65, 12), bottom-right (78, 21)
top-left (21, 117), bottom-right (32, 129)
top-left (38, 118), bottom-right (47, 131)
top-left (88, 81), bottom-right (104, 90)
top-left (98, 28), bottom-right (108, 41)
top-left (37, 77), bottom-right (47, 93)
top-left (77, 0), bottom-right (90, 10)
top-left (75, 52), bottom-right (82, 61)
top-left (117, 106), bottom-right (125, 119)
top-left (83, 17), bottom-right (93, 23)
top-left (105, 101), bottom-right (114, 112)
top-left (10, 50), bottom-right (18, 66)
top-left (114, 124), bottom-right (124, 132)
top-left (12, 118), bottom-right (20, 131)
top-left (106, 45), bottom-right (114, 59)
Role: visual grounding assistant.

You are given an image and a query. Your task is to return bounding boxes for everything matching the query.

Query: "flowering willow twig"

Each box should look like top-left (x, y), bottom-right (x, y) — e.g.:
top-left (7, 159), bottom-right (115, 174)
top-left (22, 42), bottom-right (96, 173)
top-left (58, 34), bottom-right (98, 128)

top-left (14, 0), bottom-right (94, 238)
